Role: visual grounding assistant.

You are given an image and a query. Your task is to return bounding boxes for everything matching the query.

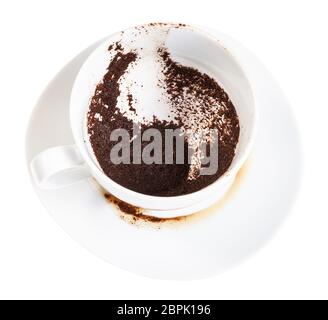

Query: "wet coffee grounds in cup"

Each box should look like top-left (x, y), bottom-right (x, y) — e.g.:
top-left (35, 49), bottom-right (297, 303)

top-left (87, 42), bottom-right (239, 196)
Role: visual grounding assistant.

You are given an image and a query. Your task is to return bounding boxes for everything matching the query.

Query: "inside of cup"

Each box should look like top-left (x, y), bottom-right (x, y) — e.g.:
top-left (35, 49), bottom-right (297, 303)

top-left (71, 23), bottom-right (255, 197)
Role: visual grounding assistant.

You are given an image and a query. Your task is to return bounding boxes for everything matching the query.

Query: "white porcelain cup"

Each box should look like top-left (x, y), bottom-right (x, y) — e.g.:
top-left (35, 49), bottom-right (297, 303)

top-left (30, 23), bottom-right (257, 218)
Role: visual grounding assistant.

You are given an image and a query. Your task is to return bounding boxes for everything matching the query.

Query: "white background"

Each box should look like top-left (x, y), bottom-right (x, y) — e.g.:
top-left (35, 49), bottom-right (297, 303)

top-left (0, 0), bottom-right (327, 300)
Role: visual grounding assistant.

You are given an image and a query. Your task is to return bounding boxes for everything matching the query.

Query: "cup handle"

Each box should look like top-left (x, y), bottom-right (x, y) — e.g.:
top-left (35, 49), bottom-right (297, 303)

top-left (30, 145), bottom-right (91, 189)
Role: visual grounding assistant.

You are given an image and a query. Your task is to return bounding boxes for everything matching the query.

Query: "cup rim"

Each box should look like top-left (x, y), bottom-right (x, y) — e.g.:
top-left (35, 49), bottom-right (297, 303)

top-left (70, 22), bottom-right (258, 207)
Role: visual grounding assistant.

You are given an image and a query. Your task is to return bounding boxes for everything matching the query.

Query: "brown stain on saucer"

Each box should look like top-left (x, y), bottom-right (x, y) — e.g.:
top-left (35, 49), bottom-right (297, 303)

top-left (184, 157), bottom-right (251, 225)
top-left (99, 157), bottom-right (251, 228)
top-left (103, 193), bottom-right (187, 227)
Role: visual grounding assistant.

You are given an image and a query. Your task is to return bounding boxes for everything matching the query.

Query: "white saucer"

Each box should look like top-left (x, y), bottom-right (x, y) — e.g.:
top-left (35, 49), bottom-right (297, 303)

top-left (26, 33), bottom-right (302, 280)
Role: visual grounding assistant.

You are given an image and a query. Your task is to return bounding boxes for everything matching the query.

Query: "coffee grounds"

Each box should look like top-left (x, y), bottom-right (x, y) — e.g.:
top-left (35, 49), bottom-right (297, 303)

top-left (104, 192), bottom-right (182, 223)
top-left (87, 41), bottom-right (239, 196)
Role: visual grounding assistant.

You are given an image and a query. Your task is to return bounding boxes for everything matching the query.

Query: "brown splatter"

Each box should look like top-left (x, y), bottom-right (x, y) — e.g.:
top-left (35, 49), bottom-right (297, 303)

top-left (127, 93), bottom-right (136, 112)
top-left (103, 192), bottom-right (186, 224)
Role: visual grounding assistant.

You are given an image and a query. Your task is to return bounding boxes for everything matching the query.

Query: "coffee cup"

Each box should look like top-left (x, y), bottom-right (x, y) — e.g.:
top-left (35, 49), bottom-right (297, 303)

top-left (30, 23), bottom-right (256, 218)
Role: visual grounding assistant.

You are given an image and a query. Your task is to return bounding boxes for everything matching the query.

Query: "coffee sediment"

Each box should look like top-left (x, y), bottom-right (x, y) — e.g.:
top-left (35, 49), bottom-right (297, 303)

top-left (87, 36), bottom-right (240, 196)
